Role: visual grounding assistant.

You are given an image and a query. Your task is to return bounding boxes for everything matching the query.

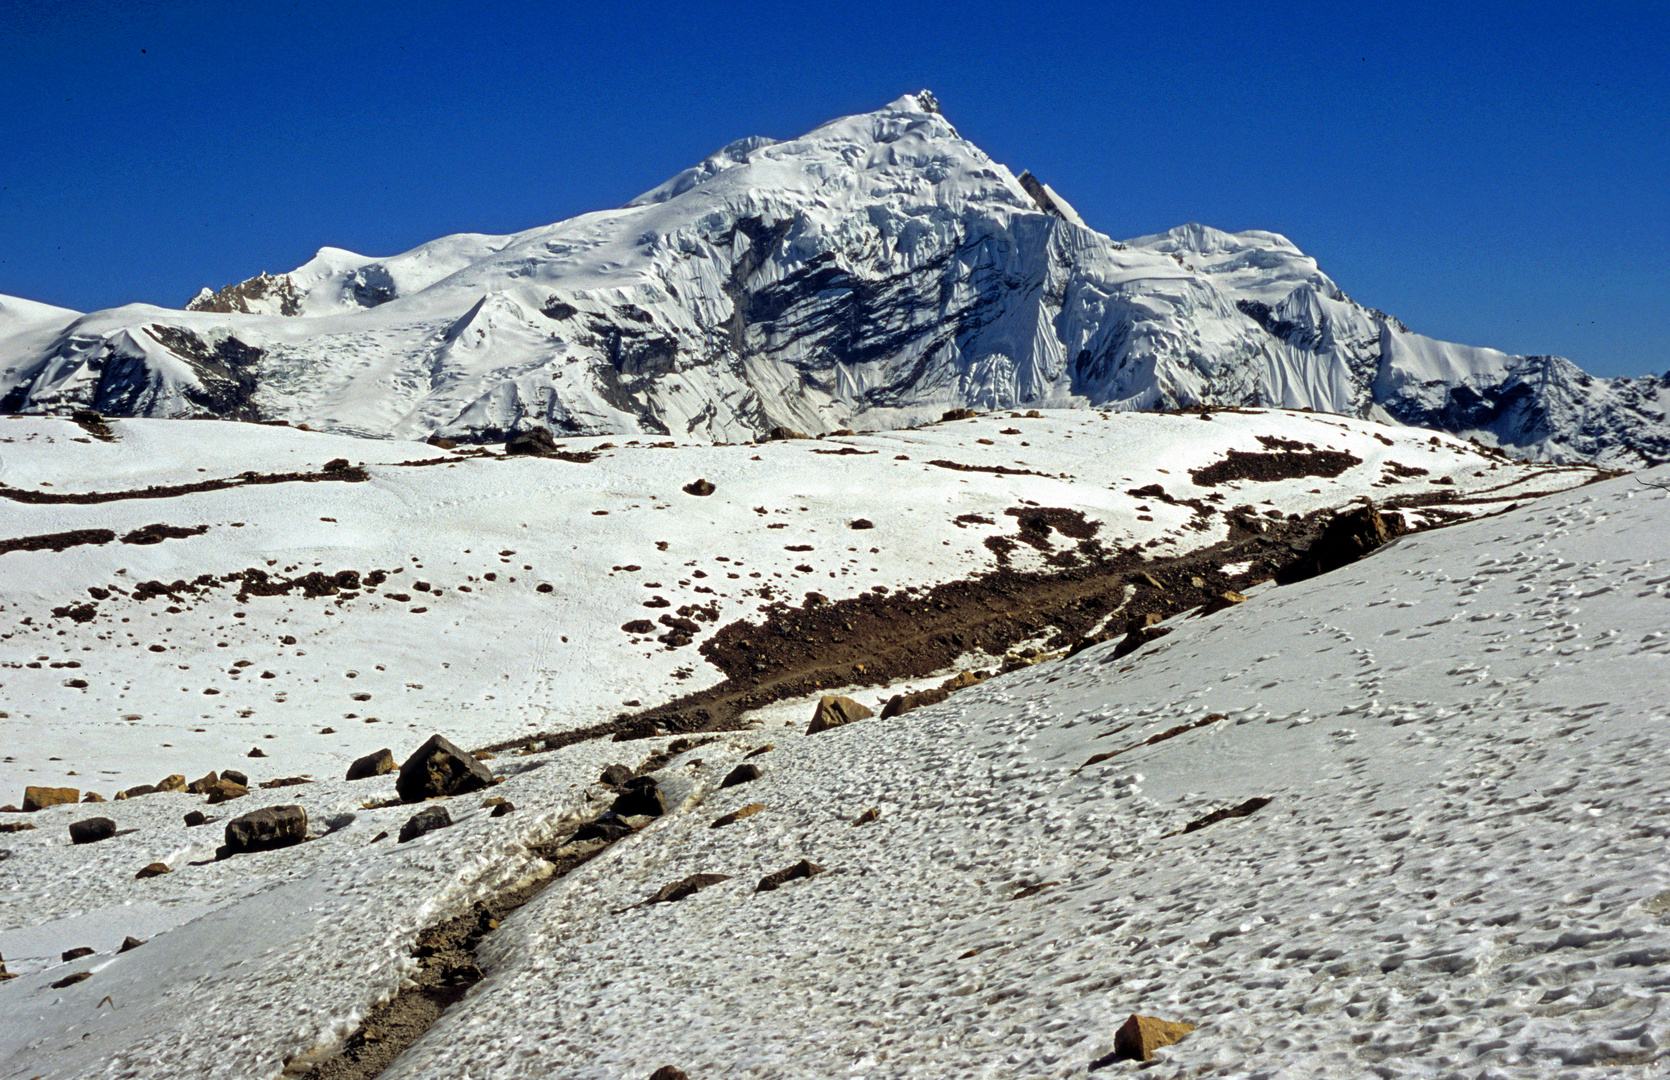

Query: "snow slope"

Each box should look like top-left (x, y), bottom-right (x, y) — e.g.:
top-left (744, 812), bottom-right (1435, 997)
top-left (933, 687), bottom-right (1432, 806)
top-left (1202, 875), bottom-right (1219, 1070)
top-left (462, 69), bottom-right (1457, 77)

top-left (1, 93), bottom-right (1664, 463)
top-left (0, 444), bottom-right (1663, 1078)
top-left (0, 410), bottom-right (1593, 798)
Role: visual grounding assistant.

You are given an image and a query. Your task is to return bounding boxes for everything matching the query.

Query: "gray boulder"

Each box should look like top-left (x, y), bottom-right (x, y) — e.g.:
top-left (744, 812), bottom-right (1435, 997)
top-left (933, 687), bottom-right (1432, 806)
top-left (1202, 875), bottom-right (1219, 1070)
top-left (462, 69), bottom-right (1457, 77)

top-left (68, 817), bottom-right (116, 845)
top-left (224, 805), bottom-right (307, 854)
top-left (346, 748), bottom-right (395, 781)
top-left (398, 805), bottom-right (453, 843)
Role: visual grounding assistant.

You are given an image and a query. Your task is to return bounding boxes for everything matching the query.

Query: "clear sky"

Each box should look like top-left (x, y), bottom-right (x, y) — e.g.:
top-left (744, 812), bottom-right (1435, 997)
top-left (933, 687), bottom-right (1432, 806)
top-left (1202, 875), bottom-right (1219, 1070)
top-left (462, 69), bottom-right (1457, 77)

top-left (1, 0), bottom-right (1664, 378)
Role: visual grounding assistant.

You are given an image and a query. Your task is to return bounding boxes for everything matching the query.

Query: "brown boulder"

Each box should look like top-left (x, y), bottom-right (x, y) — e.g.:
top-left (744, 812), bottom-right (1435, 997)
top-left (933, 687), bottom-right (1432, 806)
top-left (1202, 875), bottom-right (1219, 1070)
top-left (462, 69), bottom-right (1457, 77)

top-left (22, 786), bottom-right (78, 812)
top-left (68, 817), bottom-right (116, 844)
top-left (757, 859), bottom-right (825, 892)
top-left (223, 805), bottom-right (307, 854)
top-left (711, 803), bottom-right (765, 828)
top-left (204, 778), bottom-right (250, 804)
top-left (345, 747), bottom-right (395, 781)
top-left (155, 774), bottom-right (187, 793)
top-left (396, 734), bottom-right (494, 803)
top-left (505, 427), bottom-right (558, 456)
top-left (185, 771), bottom-right (220, 795)
top-left (682, 478), bottom-right (716, 496)
top-left (135, 862), bottom-right (171, 879)
top-left (807, 695), bottom-right (874, 735)
top-left (1112, 1014), bottom-right (1195, 1062)
top-left (82, 791), bottom-right (106, 803)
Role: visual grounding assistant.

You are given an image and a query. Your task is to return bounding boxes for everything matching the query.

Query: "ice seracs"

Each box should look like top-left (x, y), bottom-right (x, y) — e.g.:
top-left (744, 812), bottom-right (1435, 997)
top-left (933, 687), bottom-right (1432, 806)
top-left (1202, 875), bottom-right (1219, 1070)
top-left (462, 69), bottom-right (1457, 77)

top-left (0, 93), bottom-right (1663, 463)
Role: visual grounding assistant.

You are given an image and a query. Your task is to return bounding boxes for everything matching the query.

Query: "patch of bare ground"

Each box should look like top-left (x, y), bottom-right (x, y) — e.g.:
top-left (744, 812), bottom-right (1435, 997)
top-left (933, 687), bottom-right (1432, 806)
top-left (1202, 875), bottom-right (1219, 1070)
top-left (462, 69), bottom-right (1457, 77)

top-left (0, 465), bottom-right (370, 505)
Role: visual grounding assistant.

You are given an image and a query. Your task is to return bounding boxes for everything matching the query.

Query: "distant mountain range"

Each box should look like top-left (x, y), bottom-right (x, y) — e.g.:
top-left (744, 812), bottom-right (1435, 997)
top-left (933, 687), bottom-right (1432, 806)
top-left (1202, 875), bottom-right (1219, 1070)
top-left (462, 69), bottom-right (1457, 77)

top-left (1, 91), bottom-right (1664, 465)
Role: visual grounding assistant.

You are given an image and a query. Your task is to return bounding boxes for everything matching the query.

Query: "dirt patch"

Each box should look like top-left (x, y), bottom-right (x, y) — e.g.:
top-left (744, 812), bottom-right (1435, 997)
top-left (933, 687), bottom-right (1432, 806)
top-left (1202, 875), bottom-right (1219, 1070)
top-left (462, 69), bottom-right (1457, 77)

top-left (1189, 448), bottom-right (1362, 486)
top-left (0, 528), bottom-right (118, 556)
top-left (0, 465), bottom-right (370, 505)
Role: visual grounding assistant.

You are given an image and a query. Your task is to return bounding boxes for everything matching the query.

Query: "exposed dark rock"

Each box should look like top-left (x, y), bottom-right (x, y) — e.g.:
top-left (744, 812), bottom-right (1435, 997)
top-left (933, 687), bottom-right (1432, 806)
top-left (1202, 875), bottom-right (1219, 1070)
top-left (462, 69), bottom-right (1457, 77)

top-left (136, 862), bottom-right (171, 878)
top-left (849, 518), bottom-right (874, 529)
top-left (504, 428), bottom-right (559, 456)
top-left (204, 778), bottom-right (250, 804)
top-left (682, 478), bottom-right (716, 496)
top-left (1180, 796), bottom-right (1272, 834)
top-left (598, 763), bottom-right (634, 788)
top-left (247, 747), bottom-right (267, 758)
top-left (399, 805), bottom-right (454, 843)
top-left (570, 813), bottom-right (635, 843)
top-left (490, 800), bottom-right (515, 817)
top-left (346, 748), bottom-right (396, 781)
top-left (223, 805), bottom-right (307, 854)
top-left (183, 810), bottom-right (207, 827)
top-left (851, 807), bottom-right (879, 826)
top-left (119, 935), bottom-right (145, 952)
top-left (397, 734), bottom-right (495, 803)
top-left (185, 771), bottom-right (220, 795)
top-left (941, 408), bottom-right (978, 421)
top-left (50, 971), bottom-right (93, 989)
top-left (221, 769), bottom-right (248, 786)
top-left (1275, 503), bottom-right (1406, 584)
top-left (756, 859), bottom-right (825, 892)
top-left (719, 763), bottom-right (761, 788)
top-left (61, 946), bottom-right (94, 961)
top-left (257, 776), bottom-right (312, 790)
top-left (609, 776), bottom-right (666, 818)
top-left (648, 1068), bottom-right (690, 1080)
top-left (68, 817), bottom-right (116, 844)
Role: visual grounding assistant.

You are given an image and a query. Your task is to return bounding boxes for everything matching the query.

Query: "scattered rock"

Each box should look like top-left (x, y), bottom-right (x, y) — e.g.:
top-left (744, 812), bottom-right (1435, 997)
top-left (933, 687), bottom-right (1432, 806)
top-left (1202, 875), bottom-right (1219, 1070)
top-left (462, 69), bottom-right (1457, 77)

top-left (1105, 1014), bottom-right (1196, 1064)
top-left (155, 774), bottom-right (187, 793)
top-left (609, 776), bottom-right (666, 818)
top-left (183, 810), bottom-right (207, 827)
top-left (757, 859), bottom-right (825, 892)
top-left (426, 435), bottom-right (457, 449)
top-left (647, 873), bottom-right (731, 904)
top-left (22, 785), bottom-right (78, 812)
top-left (505, 427), bottom-right (559, 456)
top-left (1180, 796), bottom-right (1272, 835)
top-left (398, 805), bottom-right (453, 843)
top-left (119, 935), bottom-right (145, 952)
top-left (648, 1068), bottom-right (690, 1080)
top-left (851, 807), bottom-right (879, 826)
top-left (222, 769), bottom-right (248, 786)
top-left (223, 805), bottom-right (307, 855)
top-left (50, 971), bottom-right (92, 989)
top-left (69, 817), bottom-right (116, 844)
top-left (322, 457), bottom-right (351, 472)
top-left (0, 822), bottom-right (36, 833)
top-left (807, 695), bottom-right (874, 734)
top-left (765, 426), bottom-right (808, 440)
top-left (247, 747), bottom-right (267, 758)
top-left (1195, 590), bottom-right (1248, 617)
top-left (346, 747), bottom-right (395, 781)
top-left (81, 791), bottom-right (106, 803)
top-left (570, 813), bottom-right (634, 844)
top-left (61, 946), bottom-right (94, 961)
top-left (711, 803), bottom-right (765, 828)
top-left (598, 763), bottom-right (634, 788)
top-left (719, 763), bottom-right (761, 788)
top-left (849, 518), bottom-right (874, 529)
top-left (136, 862), bottom-right (171, 879)
top-left (396, 733), bottom-right (495, 803)
top-left (682, 478), bottom-right (716, 496)
top-left (489, 800), bottom-right (515, 818)
top-left (941, 408), bottom-right (978, 421)
top-left (257, 776), bottom-right (312, 789)
top-left (185, 771), bottom-right (220, 795)
top-left (116, 784), bottom-right (157, 800)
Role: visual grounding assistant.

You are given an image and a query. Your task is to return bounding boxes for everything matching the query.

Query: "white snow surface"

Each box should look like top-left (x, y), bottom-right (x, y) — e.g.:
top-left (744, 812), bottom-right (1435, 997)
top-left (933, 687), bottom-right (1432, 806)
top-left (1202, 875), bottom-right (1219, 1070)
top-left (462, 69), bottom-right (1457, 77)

top-left (0, 415), bottom-right (1663, 1079)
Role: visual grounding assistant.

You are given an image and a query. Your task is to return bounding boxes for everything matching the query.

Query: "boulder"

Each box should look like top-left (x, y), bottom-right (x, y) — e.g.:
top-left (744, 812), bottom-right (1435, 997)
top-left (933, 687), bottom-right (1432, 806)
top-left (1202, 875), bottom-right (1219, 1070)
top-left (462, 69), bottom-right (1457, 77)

top-left (1112, 1014), bottom-right (1196, 1062)
top-left (756, 859), bottom-right (825, 893)
top-left (1276, 503), bottom-right (1407, 584)
top-left (117, 784), bottom-right (157, 800)
top-left (765, 425), bottom-right (808, 440)
top-left (221, 769), bottom-right (248, 786)
top-left (68, 817), bottom-right (116, 844)
top-left (185, 771), bottom-right (220, 795)
top-left (246, 747), bottom-right (267, 758)
top-left (135, 862), bottom-right (170, 879)
top-left (223, 805), bottom-right (307, 854)
top-left (204, 778), bottom-right (250, 804)
top-left (183, 810), bottom-right (207, 827)
top-left (682, 478), bottom-right (716, 496)
top-left (1195, 590), bottom-right (1248, 617)
top-left (505, 427), bottom-right (558, 456)
top-left (940, 408), bottom-right (978, 421)
top-left (807, 695), bottom-right (874, 734)
top-left (609, 776), bottom-right (666, 818)
top-left (396, 734), bottom-right (495, 803)
top-left (50, 972), bottom-right (92, 989)
top-left (346, 748), bottom-right (395, 781)
top-left (119, 936), bottom-right (145, 952)
top-left (155, 774), bottom-right (187, 793)
top-left (398, 805), bottom-right (453, 843)
top-left (82, 792), bottom-right (106, 803)
top-left (489, 800), bottom-right (516, 818)
top-left (62, 946), bottom-right (94, 961)
top-left (22, 786), bottom-right (78, 812)
top-left (648, 1068), bottom-right (690, 1080)
top-left (598, 763), bottom-right (634, 788)
top-left (719, 763), bottom-right (761, 788)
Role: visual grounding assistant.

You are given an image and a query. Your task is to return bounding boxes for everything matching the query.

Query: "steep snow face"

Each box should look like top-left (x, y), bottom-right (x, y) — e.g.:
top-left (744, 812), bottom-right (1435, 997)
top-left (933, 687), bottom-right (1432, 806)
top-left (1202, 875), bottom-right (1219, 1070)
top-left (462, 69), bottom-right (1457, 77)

top-left (0, 96), bottom-right (1664, 462)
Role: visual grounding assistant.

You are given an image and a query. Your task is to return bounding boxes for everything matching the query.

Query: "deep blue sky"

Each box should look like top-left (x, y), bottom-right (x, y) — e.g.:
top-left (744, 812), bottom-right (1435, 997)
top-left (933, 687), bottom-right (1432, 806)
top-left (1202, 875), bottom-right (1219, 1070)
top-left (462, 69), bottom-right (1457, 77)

top-left (2, 0), bottom-right (1664, 377)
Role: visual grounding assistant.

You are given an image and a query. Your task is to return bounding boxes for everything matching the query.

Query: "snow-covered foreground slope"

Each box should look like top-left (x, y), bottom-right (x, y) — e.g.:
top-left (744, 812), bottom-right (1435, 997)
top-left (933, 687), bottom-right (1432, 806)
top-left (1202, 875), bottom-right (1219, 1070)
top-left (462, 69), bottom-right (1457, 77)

top-left (0, 412), bottom-right (1662, 1078)
top-left (0, 410), bottom-right (1592, 798)
top-left (1, 93), bottom-right (1664, 464)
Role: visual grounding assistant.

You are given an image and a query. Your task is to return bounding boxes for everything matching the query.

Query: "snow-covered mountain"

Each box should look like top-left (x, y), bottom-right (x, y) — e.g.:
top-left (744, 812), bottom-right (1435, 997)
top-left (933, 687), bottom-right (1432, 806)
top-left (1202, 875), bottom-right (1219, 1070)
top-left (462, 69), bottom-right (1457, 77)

top-left (1, 91), bottom-right (1665, 464)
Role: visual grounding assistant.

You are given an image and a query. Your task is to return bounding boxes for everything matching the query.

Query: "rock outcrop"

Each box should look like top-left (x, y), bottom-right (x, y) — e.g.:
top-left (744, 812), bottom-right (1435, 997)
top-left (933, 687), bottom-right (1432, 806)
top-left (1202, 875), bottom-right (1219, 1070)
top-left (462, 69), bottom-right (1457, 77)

top-left (397, 734), bottom-right (495, 803)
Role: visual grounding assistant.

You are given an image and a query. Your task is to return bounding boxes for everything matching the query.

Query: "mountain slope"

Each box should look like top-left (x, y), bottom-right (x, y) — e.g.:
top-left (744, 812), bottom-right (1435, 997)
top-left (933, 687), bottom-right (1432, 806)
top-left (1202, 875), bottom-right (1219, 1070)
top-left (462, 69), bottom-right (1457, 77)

top-left (1, 92), bottom-right (1664, 463)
